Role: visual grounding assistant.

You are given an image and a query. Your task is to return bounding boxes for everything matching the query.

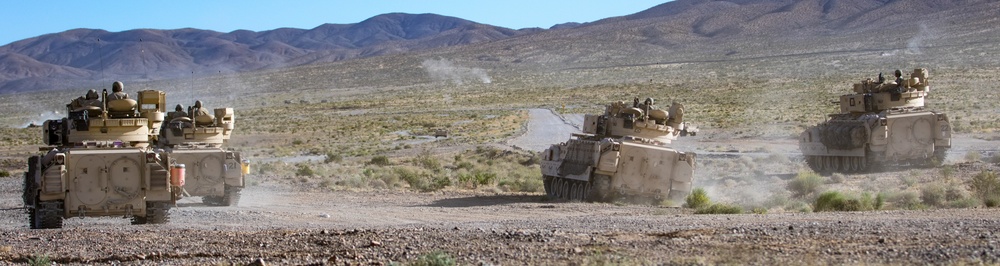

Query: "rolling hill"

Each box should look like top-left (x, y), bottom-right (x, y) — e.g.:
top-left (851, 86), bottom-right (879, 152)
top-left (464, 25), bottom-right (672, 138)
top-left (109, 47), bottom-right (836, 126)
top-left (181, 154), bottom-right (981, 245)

top-left (1, 0), bottom-right (998, 93)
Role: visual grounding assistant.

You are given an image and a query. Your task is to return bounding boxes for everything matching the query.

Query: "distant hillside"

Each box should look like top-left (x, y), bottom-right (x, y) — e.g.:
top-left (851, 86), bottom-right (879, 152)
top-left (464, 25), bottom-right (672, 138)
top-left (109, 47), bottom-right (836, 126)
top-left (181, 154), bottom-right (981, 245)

top-left (450, 0), bottom-right (1000, 70)
top-left (0, 13), bottom-right (537, 93)
top-left (2, 0), bottom-right (999, 93)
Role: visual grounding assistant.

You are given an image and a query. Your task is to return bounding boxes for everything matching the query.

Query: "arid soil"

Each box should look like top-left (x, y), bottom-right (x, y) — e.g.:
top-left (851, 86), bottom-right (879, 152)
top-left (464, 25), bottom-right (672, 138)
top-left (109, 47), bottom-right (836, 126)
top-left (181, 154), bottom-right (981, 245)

top-left (2, 110), bottom-right (1000, 265)
top-left (2, 182), bottom-right (1000, 265)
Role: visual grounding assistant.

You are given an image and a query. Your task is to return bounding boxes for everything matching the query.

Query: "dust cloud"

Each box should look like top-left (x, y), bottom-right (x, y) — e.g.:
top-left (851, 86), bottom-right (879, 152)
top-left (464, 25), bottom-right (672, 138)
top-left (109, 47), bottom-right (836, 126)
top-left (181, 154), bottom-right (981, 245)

top-left (906, 23), bottom-right (932, 55)
top-left (421, 59), bottom-right (492, 85)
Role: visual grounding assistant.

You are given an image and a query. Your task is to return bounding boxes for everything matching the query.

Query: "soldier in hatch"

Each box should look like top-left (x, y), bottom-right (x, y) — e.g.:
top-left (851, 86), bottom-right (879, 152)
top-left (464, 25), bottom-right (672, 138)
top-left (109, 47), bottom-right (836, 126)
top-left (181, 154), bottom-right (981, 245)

top-left (110, 81), bottom-right (128, 100)
top-left (168, 104), bottom-right (188, 121)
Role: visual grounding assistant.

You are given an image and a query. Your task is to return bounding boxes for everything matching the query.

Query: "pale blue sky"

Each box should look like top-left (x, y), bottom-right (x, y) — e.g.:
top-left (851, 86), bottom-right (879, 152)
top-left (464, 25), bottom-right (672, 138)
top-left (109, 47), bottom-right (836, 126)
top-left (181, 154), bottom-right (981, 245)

top-left (0, 1), bottom-right (670, 46)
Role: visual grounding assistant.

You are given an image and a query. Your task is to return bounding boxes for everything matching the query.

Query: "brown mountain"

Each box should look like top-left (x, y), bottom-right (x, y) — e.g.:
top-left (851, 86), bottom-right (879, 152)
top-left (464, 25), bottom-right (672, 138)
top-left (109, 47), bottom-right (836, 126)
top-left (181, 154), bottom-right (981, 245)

top-left (2, 0), bottom-right (998, 93)
top-left (0, 13), bottom-right (534, 92)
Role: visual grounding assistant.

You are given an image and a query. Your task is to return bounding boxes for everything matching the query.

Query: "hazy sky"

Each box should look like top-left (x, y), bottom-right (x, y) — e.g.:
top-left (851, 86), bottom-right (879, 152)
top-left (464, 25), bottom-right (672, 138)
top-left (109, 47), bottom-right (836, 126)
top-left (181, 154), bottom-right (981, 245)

top-left (0, 0), bottom-right (670, 46)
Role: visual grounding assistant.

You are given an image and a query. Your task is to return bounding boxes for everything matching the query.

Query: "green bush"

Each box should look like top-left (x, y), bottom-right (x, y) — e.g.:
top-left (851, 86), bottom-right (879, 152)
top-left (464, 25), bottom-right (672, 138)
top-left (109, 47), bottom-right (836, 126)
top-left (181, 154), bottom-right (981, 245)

top-left (0, 170), bottom-right (10, 178)
top-left (396, 167), bottom-right (448, 192)
top-left (814, 191), bottom-right (882, 212)
top-left (28, 254), bottom-right (50, 266)
top-left (498, 178), bottom-right (544, 192)
top-left (965, 151), bottom-right (982, 162)
top-left (295, 164), bottom-right (315, 177)
top-left (971, 170), bottom-right (1000, 207)
top-left (415, 149), bottom-right (442, 172)
top-left (324, 152), bottom-right (343, 164)
top-left (695, 203), bottom-right (743, 214)
top-left (920, 183), bottom-right (947, 207)
top-left (787, 171), bottom-right (824, 198)
top-left (458, 170), bottom-right (496, 188)
top-left (891, 191), bottom-right (924, 210)
top-left (411, 250), bottom-right (456, 266)
top-left (368, 155), bottom-right (391, 166)
top-left (685, 188), bottom-right (710, 209)
top-left (814, 191), bottom-right (850, 212)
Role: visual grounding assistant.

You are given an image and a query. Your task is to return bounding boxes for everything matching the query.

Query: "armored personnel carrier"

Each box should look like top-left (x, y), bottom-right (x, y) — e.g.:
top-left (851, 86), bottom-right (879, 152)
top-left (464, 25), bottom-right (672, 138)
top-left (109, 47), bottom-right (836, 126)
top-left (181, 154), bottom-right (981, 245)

top-left (23, 82), bottom-right (179, 229)
top-left (799, 68), bottom-right (951, 173)
top-left (159, 101), bottom-right (246, 206)
top-left (541, 98), bottom-right (696, 204)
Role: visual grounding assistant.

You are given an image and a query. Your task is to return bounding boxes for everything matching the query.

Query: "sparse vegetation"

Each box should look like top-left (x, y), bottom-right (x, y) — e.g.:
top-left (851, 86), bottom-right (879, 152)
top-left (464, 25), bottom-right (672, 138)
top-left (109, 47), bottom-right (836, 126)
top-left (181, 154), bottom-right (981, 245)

top-left (411, 250), bottom-right (456, 266)
top-left (787, 171), bottom-right (824, 198)
top-left (28, 254), bottom-right (50, 266)
top-left (971, 170), bottom-right (1000, 207)
top-left (695, 203), bottom-right (744, 214)
top-left (813, 191), bottom-right (876, 212)
top-left (685, 188), bottom-right (710, 209)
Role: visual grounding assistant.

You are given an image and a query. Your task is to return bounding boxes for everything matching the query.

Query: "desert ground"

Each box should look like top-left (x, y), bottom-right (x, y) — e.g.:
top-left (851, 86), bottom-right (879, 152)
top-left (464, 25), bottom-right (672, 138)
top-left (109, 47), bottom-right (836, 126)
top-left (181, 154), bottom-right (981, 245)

top-left (2, 107), bottom-right (1000, 265)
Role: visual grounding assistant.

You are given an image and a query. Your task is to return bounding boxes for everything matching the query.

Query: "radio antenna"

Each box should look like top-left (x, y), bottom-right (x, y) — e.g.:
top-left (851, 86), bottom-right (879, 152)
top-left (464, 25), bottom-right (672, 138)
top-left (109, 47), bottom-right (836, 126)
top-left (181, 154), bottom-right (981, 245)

top-left (140, 38), bottom-right (150, 80)
top-left (97, 38), bottom-right (106, 83)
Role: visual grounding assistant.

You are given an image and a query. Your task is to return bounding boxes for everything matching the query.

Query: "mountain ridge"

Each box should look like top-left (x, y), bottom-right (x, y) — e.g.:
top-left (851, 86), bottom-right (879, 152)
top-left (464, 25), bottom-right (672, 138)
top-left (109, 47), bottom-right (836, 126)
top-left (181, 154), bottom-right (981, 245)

top-left (1, 0), bottom-right (998, 93)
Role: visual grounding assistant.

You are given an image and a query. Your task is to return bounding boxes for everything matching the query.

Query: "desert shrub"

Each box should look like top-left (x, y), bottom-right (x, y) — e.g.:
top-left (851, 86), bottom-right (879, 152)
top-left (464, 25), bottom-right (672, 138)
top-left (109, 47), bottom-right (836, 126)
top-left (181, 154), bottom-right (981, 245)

top-left (814, 191), bottom-right (852, 212)
top-left (457, 170), bottom-right (496, 188)
top-left (685, 188), bottom-right (710, 209)
top-left (519, 153), bottom-right (540, 166)
top-left (814, 191), bottom-right (881, 212)
top-left (787, 171), bottom-right (824, 198)
top-left (498, 177), bottom-right (543, 193)
top-left (829, 173), bottom-right (846, 184)
top-left (28, 254), bottom-right (50, 266)
top-left (368, 155), bottom-right (391, 166)
top-left (971, 170), bottom-right (1000, 207)
top-left (412, 250), bottom-right (456, 266)
top-left (0, 170), bottom-right (10, 178)
top-left (920, 183), bottom-right (947, 207)
top-left (295, 164), bottom-right (315, 177)
top-left (695, 203), bottom-right (743, 214)
top-left (965, 151), bottom-right (982, 162)
top-left (414, 149), bottom-right (442, 172)
top-left (890, 191), bottom-right (924, 210)
top-left (324, 152), bottom-right (343, 164)
top-left (455, 161), bottom-right (474, 170)
top-left (394, 166), bottom-right (449, 192)
top-left (941, 165), bottom-right (955, 179)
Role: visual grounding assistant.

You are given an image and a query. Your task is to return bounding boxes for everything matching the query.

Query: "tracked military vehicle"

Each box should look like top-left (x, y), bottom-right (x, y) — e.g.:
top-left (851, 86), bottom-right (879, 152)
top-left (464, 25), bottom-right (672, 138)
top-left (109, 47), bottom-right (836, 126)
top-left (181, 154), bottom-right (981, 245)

top-left (541, 98), bottom-right (696, 205)
top-left (23, 82), bottom-right (179, 229)
top-left (159, 101), bottom-right (245, 206)
top-left (799, 68), bottom-right (951, 173)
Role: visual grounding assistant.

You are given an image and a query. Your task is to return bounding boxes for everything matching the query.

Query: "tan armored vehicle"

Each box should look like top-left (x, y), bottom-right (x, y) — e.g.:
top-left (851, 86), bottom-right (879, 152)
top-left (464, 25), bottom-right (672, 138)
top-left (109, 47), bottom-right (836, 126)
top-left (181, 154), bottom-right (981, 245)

top-left (541, 98), bottom-right (696, 204)
top-left (22, 82), bottom-right (179, 229)
top-left (159, 101), bottom-right (246, 206)
top-left (799, 68), bottom-right (951, 173)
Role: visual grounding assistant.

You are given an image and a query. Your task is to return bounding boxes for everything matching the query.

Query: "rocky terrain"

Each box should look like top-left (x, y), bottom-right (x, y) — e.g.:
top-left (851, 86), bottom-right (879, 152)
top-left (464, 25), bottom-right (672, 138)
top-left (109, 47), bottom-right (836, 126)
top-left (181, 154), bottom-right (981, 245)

top-left (2, 179), bottom-right (1000, 265)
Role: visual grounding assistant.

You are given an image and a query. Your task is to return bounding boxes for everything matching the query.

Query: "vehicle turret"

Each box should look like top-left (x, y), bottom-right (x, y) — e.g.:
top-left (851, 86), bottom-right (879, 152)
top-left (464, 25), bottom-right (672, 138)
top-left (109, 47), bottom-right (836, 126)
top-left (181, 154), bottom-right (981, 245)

top-left (45, 89), bottom-right (166, 148)
top-left (838, 68), bottom-right (930, 114)
top-left (582, 98), bottom-right (690, 144)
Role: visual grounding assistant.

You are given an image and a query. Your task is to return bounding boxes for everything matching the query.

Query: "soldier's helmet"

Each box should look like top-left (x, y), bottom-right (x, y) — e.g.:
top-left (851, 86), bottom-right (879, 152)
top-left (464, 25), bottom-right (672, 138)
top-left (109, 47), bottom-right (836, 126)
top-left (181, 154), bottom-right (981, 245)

top-left (175, 104), bottom-right (184, 112)
top-left (894, 69), bottom-right (902, 77)
top-left (194, 100), bottom-right (203, 109)
top-left (85, 89), bottom-right (99, 100)
top-left (112, 81), bottom-right (124, 92)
